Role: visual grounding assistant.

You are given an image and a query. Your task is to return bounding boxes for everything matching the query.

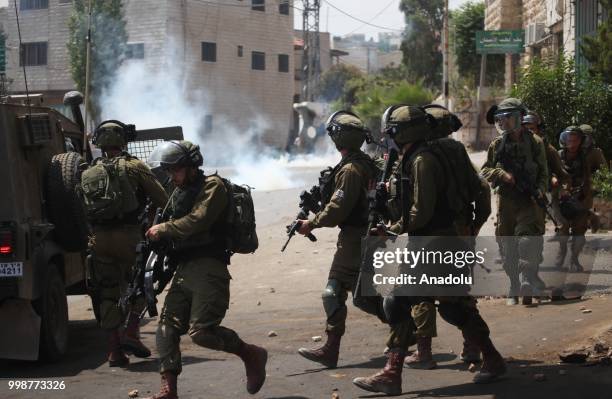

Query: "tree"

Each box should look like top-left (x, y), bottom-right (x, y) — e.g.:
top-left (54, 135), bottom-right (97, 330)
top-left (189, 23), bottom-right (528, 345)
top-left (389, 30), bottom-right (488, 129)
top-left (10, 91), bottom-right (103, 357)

top-left (67, 0), bottom-right (128, 123)
top-left (399, 0), bottom-right (443, 88)
top-left (512, 56), bottom-right (612, 160)
top-left (580, 0), bottom-right (612, 83)
top-left (318, 64), bottom-right (363, 103)
top-left (451, 1), bottom-right (504, 86)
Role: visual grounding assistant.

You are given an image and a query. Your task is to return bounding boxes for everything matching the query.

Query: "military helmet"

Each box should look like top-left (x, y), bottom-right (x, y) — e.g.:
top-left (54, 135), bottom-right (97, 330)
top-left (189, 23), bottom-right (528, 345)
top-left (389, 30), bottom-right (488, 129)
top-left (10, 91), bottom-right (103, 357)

top-left (423, 104), bottom-right (462, 139)
top-left (578, 124), bottom-right (595, 148)
top-left (147, 140), bottom-right (203, 170)
top-left (92, 120), bottom-right (136, 148)
top-left (325, 110), bottom-right (370, 151)
top-left (382, 105), bottom-right (436, 145)
top-left (486, 98), bottom-right (527, 134)
top-left (558, 126), bottom-right (584, 148)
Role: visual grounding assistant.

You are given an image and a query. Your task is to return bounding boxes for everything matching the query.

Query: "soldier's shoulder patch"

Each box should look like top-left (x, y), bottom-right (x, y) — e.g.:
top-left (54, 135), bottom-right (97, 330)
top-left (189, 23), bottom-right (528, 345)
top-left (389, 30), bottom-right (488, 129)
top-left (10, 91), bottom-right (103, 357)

top-left (334, 189), bottom-right (345, 201)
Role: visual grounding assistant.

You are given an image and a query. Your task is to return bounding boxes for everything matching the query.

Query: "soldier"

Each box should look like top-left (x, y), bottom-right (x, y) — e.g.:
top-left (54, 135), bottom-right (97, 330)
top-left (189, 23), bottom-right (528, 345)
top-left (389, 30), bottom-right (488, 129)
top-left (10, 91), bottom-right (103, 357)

top-left (295, 111), bottom-right (388, 369)
top-left (144, 141), bottom-right (267, 399)
top-left (556, 127), bottom-right (608, 271)
top-left (84, 120), bottom-right (168, 366)
top-left (352, 106), bottom-right (506, 396)
top-left (577, 124), bottom-right (608, 233)
top-left (481, 98), bottom-right (549, 306)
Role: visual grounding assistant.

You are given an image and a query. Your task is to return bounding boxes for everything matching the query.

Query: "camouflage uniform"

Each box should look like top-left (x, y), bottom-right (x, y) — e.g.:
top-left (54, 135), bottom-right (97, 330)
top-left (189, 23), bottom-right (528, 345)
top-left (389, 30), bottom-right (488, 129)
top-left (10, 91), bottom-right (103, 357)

top-left (481, 128), bottom-right (548, 298)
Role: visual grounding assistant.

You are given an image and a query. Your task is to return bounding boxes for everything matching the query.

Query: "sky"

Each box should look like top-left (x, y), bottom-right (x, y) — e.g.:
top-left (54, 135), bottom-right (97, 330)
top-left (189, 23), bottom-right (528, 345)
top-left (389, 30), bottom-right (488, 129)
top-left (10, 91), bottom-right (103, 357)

top-left (297, 0), bottom-right (473, 39)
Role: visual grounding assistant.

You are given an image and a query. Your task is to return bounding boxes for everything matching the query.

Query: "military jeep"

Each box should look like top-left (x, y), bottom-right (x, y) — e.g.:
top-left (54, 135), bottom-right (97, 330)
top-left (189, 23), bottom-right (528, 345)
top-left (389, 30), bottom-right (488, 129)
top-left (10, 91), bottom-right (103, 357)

top-left (0, 91), bottom-right (182, 361)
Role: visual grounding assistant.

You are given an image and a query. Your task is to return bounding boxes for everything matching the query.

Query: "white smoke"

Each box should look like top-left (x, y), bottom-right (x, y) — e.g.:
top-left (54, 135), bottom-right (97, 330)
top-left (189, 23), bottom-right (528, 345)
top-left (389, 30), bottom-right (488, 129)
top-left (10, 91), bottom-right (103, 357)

top-left (100, 60), bottom-right (341, 191)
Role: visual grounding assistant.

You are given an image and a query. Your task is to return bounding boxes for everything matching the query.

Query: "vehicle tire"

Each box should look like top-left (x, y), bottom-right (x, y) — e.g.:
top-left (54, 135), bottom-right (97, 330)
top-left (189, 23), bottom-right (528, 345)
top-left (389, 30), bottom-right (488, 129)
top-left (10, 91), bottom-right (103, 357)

top-left (34, 263), bottom-right (69, 362)
top-left (46, 152), bottom-right (90, 251)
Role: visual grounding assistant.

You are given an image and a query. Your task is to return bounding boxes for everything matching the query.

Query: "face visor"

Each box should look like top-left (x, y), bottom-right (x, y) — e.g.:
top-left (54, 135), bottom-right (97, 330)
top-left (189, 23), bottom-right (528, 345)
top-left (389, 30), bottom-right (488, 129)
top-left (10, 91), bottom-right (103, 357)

top-left (494, 110), bottom-right (522, 134)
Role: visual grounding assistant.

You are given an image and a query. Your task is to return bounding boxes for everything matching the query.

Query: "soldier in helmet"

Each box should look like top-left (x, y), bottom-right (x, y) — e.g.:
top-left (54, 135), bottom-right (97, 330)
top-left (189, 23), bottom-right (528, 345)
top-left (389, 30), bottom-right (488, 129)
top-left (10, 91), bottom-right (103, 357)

top-left (144, 141), bottom-right (267, 399)
top-left (352, 106), bottom-right (505, 396)
top-left (295, 111), bottom-right (388, 369)
top-left (556, 126), bottom-right (608, 271)
top-left (85, 120), bottom-right (168, 366)
top-left (481, 98), bottom-right (549, 306)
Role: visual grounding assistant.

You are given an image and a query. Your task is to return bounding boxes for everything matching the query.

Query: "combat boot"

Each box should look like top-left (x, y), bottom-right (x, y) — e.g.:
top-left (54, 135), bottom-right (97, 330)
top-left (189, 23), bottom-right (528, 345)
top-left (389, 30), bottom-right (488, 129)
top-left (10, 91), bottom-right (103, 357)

top-left (460, 331), bottom-right (481, 364)
top-left (472, 336), bottom-right (506, 383)
top-left (107, 329), bottom-right (129, 367)
top-left (352, 349), bottom-right (404, 396)
top-left (145, 372), bottom-right (178, 399)
top-left (555, 236), bottom-right (569, 269)
top-left (121, 311), bottom-right (152, 358)
top-left (569, 236), bottom-right (586, 273)
top-left (589, 211), bottom-right (600, 234)
top-left (404, 337), bottom-right (437, 369)
top-left (298, 331), bottom-right (341, 368)
top-left (237, 342), bottom-right (268, 394)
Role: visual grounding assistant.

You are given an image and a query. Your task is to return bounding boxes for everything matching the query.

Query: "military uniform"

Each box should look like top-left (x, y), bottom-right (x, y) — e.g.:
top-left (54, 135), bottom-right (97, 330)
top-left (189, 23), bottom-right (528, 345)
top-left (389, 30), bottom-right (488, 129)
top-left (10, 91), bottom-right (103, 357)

top-left (481, 126), bottom-right (548, 299)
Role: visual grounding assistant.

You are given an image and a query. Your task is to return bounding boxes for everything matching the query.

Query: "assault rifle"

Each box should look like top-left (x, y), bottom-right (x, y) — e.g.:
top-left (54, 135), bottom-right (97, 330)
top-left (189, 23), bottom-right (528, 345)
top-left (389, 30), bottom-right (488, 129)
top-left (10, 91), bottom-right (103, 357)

top-left (367, 148), bottom-right (399, 237)
top-left (281, 186), bottom-right (322, 252)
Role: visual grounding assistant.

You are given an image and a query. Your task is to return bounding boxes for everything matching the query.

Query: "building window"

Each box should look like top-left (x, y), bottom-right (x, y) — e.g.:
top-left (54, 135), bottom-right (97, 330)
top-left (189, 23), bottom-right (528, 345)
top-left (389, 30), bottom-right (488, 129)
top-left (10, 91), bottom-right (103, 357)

top-left (251, 51), bottom-right (265, 70)
top-left (20, 42), bottom-right (47, 66)
top-left (279, 1), bottom-right (289, 15)
top-left (278, 54), bottom-right (289, 72)
top-left (204, 114), bottom-right (213, 134)
top-left (58, 0), bottom-right (72, 4)
top-left (126, 43), bottom-right (145, 59)
top-left (252, 0), bottom-right (265, 12)
top-left (237, 45), bottom-right (243, 57)
top-left (20, 0), bottom-right (48, 10)
top-left (201, 42), bottom-right (217, 62)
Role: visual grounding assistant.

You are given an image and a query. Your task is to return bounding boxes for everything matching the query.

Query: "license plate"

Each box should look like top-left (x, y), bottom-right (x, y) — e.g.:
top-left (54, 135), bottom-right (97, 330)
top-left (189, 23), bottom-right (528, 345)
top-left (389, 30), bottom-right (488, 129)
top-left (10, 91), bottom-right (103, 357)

top-left (0, 262), bottom-right (23, 277)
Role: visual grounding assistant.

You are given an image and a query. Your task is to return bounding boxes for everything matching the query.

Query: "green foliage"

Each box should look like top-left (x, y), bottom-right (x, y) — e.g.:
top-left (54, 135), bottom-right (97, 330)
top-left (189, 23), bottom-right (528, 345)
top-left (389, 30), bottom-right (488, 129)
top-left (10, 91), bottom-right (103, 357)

top-left (512, 56), bottom-right (612, 160)
top-left (399, 0), bottom-right (443, 88)
top-left (451, 1), bottom-right (504, 86)
top-left (580, 0), bottom-right (612, 84)
top-left (352, 78), bottom-right (433, 134)
top-left (318, 64), bottom-right (364, 103)
top-left (67, 0), bottom-right (127, 122)
top-left (593, 168), bottom-right (612, 201)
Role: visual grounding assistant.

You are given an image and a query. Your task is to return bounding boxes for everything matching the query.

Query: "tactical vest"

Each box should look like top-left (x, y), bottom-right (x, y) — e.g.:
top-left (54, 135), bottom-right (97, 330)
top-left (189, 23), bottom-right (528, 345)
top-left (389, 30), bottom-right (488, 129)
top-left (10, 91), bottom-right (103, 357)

top-left (494, 129), bottom-right (543, 197)
top-left (319, 151), bottom-right (378, 228)
top-left (167, 171), bottom-right (230, 263)
top-left (560, 149), bottom-right (587, 194)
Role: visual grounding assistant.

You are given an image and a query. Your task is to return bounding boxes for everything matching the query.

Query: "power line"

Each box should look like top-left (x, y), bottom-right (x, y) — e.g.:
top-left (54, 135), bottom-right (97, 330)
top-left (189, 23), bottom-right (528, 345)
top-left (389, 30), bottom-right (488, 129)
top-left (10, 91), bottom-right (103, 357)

top-left (322, 0), bottom-right (403, 32)
top-left (345, 0), bottom-right (397, 35)
top-left (193, 0), bottom-right (304, 12)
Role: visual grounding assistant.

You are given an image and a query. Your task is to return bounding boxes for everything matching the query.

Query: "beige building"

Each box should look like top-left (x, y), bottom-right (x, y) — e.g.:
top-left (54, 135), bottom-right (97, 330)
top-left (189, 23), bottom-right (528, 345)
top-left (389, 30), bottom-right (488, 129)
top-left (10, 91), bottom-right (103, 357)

top-left (332, 33), bottom-right (403, 74)
top-left (2, 0), bottom-right (295, 148)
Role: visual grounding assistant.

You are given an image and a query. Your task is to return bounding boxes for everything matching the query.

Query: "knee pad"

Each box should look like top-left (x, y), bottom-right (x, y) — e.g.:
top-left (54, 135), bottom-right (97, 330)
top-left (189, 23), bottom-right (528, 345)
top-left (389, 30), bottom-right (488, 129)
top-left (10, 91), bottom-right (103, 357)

top-left (322, 279), bottom-right (345, 318)
top-left (518, 235), bottom-right (543, 266)
top-left (437, 302), bottom-right (469, 328)
top-left (353, 295), bottom-right (386, 323)
top-left (189, 327), bottom-right (225, 351)
top-left (383, 296), bottom-right (412, 325)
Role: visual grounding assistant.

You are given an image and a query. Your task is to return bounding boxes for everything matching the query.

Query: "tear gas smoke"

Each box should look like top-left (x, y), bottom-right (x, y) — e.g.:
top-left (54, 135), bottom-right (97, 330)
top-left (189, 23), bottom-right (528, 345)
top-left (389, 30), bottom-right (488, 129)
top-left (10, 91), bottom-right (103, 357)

top-left (100, 61), bottom-right (340, 191)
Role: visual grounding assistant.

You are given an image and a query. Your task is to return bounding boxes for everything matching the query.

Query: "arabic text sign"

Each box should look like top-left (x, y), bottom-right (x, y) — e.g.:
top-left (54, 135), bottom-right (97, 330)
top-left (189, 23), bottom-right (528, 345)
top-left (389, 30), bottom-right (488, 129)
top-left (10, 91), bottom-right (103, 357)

top-left (476, 30), bottom-right (525, 54)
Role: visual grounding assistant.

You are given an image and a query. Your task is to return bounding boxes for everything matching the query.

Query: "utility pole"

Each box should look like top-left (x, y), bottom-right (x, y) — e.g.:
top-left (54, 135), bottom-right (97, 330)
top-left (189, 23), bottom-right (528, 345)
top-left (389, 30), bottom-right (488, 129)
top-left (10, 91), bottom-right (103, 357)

top-left (442, 0), bottom-right (449, 108)
top-left (301, 0), bottom-right (321, 101)
top-left (83, 0), bottom-right (93, 155)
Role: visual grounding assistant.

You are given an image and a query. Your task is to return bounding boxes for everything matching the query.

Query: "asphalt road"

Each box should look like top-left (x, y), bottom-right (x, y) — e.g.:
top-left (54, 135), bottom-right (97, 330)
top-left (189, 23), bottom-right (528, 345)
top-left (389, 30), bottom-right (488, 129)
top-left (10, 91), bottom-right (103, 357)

top-left (1, 152), bottom-right (611, 399)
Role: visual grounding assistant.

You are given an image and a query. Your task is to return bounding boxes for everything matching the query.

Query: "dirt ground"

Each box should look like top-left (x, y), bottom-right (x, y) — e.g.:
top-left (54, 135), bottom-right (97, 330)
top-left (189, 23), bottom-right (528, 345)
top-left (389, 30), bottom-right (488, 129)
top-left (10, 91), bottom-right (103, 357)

top-left (1, 154), bottom-right (612, 399)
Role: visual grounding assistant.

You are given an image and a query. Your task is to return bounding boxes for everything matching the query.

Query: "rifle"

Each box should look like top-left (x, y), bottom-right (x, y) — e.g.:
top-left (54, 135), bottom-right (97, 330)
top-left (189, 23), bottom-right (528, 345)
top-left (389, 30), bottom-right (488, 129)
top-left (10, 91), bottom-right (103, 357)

top-left (281, 186), bottom-right (322, 252)
top-left (499, 147), bottom-right (559, 230)
top-left (367, 148), bottom-right (399, 236)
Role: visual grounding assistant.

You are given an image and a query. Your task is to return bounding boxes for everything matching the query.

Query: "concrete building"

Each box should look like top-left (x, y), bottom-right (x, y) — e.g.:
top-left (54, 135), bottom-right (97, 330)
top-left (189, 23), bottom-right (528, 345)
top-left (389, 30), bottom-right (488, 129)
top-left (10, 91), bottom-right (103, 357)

top-left (2, 0), bottom-right (295, 148)
top-left (332, 33), bottom-right (403, 74)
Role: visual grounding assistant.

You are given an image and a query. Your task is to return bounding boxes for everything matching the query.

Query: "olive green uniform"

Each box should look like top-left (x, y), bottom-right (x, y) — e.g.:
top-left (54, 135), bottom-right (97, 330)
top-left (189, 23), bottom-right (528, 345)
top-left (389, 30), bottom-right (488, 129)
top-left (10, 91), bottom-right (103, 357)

top-left (92, 155), bottom-right (168, 330)
top-left (385, 147), bottom-right (491, 352)
top-left (481, 129), bottom-right (548, 292)
top-left (308, 150), bottom-right (387, 336)
top-left (155, 172), bottom-right (246, 375)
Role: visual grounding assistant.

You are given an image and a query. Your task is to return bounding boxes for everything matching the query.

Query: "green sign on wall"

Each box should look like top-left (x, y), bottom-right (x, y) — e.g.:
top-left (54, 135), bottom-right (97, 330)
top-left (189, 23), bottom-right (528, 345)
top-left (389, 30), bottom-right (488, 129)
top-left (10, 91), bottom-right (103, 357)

top-left (476, 30), bottom-right (525, 54)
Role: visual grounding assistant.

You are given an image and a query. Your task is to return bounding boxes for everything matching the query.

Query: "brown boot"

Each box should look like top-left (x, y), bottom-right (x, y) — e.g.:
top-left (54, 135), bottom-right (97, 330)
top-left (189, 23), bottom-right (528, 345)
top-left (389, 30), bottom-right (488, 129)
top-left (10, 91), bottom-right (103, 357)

top-left (121, 311), bottom-right (151, 358)
top-left (404, 337), bottom-right (437, 369)
top-left (297, 332), bottom-right (341, 368)
top-left (472, 337), bottom-right (506, 383)
top-left (460, 331), bottom-right (481, 364)
top-left (145, 372), bottom-right (178, 399)
top-left (352, 349), bottom-right (404, 396)
top-left (238, 343), bottom-right (268, 394)
top-left (107, 329), bottom-right (129, 368)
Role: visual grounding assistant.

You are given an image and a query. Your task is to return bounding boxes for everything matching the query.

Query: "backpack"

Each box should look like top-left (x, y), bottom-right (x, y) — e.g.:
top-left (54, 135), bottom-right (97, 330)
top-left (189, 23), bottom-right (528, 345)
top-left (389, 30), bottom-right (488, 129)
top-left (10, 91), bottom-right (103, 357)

top-left (220, 178), bottom-right (259, 254)
top-left (80, 156), bottom-right (139, 222)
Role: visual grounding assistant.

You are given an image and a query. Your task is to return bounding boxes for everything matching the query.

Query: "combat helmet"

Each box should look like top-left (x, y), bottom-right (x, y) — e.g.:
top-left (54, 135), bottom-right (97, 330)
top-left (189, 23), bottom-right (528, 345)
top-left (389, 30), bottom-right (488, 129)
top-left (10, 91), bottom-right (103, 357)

top-left (92, 120), bottom-right (136, 148)
top-left (381, 105), bottom-right (436, 145)
top-left (423, 104), bottom-right (463, 139)
top-left (578, 124), bottom-right (595, 148)
top-left (558, 125), bottom-right (584, 148)
top-left (147, 140), bottom-right (204, 170)
top-left (486, 98), bottom-right (527, 135)
top-left (326, 110), bottom-right (370, 151)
